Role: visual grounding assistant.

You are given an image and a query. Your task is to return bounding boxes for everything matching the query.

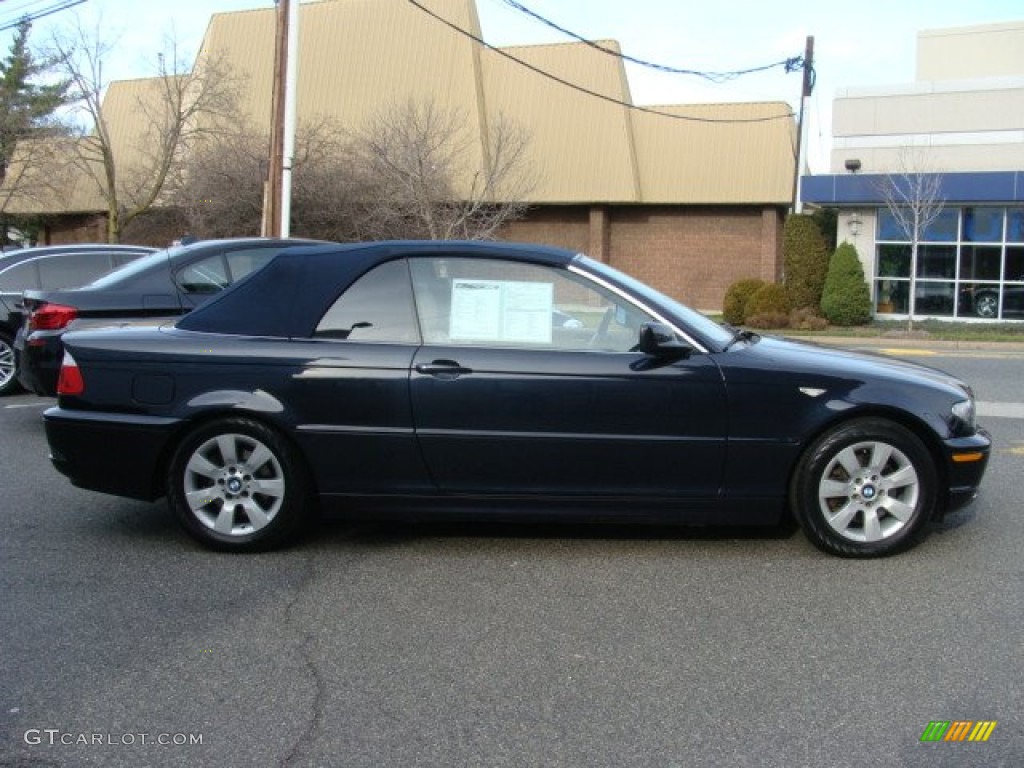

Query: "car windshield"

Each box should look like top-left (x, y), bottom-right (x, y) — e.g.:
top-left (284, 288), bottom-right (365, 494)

top-left (575, 254), bottom-right (735, 348)
top-left (86, 246), bottom-right (184, 289)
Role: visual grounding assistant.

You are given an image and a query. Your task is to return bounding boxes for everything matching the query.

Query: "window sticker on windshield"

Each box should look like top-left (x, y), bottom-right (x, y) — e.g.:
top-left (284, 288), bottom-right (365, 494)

top-left (449, 279), bottom-right (553, 344)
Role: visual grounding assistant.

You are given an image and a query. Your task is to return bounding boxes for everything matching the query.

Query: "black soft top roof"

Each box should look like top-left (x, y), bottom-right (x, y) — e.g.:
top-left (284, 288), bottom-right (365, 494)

top-left (175, 240), bottom-right (578, 338)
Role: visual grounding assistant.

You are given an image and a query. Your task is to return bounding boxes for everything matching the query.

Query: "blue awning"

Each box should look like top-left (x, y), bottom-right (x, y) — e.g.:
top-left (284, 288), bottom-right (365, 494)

top-left (801, 171), bottom-right (1024, 206)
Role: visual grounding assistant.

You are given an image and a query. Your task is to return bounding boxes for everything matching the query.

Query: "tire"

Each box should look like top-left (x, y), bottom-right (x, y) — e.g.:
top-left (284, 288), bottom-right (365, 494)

top-left (0, 330), bottom-right (22, 396)
top-left (167, 417), bottom-right (310, 552)
top-left (790, 418), bottom-right (937, 558)
top-left (974, 292), bottom-right (998, 319)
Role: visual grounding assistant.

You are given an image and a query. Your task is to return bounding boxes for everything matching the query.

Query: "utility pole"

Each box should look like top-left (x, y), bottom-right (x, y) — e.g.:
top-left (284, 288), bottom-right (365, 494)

top-left (791, 35), bottom-right (814, 215)
top-left (262, 0), bottom-right (290, 237)
top-left (279, 0), bottom-right (299, 237)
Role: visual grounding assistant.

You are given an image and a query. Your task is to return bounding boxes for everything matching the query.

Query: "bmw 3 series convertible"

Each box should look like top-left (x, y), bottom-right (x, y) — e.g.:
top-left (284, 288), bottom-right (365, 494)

top-left (43, 241), bottom-right (991, 557)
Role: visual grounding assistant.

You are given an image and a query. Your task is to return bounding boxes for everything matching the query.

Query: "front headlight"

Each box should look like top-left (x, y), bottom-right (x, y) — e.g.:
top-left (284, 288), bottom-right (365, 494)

top-left (952, 398), bottom-right (976, 432)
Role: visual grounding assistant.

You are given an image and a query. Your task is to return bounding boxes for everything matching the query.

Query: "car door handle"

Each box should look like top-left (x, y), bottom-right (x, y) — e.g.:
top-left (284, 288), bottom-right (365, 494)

top-left (415, 360), bottom-right (473, 378)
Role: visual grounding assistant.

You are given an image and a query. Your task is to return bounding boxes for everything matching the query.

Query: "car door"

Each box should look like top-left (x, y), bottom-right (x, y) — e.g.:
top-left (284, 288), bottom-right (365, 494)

top-left (285, 258), bottom-right (433, 495)
top-left (407, 256), bottom-right (728, 499)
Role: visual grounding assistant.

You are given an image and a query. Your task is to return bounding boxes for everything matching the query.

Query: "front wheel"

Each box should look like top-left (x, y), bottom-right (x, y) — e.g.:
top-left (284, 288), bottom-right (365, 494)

top-left (790, 418), bottom-right (937, 557)
top-left (167, 418), bottom-right (310, 551)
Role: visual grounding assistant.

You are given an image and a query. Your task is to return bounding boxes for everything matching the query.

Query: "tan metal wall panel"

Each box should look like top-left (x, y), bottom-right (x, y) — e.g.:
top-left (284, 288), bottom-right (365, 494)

top-left (199, 0), bottom-right (489, 192)
top-left (632, 103), bottom-right (795, 203)
top-left (480, 41), bottom-right (641, 203)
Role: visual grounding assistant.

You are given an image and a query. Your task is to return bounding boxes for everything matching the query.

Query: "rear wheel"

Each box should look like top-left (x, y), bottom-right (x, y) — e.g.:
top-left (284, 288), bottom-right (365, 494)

top-left (0, 330), bottom-right (21, 396)
top-left (167, 417), bottom-right (310, 551)
top-left (790, 418), bottom-right (937, 557)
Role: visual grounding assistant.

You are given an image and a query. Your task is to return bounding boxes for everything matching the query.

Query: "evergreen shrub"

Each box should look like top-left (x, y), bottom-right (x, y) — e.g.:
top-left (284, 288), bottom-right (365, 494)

top-left (820, 242), bottom-right (872, 326)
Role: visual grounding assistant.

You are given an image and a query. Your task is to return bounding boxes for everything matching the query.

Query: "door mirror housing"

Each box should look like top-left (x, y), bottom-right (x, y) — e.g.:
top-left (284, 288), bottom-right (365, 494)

top-left (637, 322), bottom-right (691, 359)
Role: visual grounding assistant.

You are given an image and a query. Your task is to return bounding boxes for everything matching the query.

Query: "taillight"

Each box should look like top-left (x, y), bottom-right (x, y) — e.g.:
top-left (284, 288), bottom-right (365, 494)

top-left (57, 351), bottom-right (84, 396)
top-left (29, 302), bottom-right (78, 331)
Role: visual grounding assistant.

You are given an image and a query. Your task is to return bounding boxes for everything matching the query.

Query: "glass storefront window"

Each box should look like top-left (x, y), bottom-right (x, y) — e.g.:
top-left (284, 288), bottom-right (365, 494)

top-left (917, 245), bottom-right (955, 278)
top-left (960, 283), bottom-right (1000, 319)
top-left (877, 208), bottom-right (904, 241)
top-left (1005, 247), bottom-right (1024, 282)
top-left (877, 244), bottom-right (910, 277)
top-left (877, 207), bottom-right (958, 242)
top-left (874, 206), bottom-right (1022, 320)
top-left (922, 209), bottom-right (959, 242)
top-left (875, 279), bottom-right (907, 313)
top-left (915, 281), bottom-right (954, 316)
top-left (1008, 209), bottom-right (1024, 243)
top-left (960, 246), bottom-right (1001, 281)
top-left (962, 207), bottom-right (1004, 242)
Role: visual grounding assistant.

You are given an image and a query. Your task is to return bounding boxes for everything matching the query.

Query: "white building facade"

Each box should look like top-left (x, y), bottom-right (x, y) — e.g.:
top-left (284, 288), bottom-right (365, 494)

top-left (802, 21), bottom-right (1024, 321)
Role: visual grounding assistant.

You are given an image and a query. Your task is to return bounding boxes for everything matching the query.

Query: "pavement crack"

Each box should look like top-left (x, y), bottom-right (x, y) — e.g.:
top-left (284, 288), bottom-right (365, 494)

top-left (279, 551), bottom-right (326, 768)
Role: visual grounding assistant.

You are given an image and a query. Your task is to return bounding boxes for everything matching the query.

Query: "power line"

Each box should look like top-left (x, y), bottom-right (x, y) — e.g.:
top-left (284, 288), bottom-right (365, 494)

top-left (496, 0), bottom-right (804, 83)
top-left (406, 0), bottom-right (795, 124)
top-left (0, 0), bottom-right (87, 34)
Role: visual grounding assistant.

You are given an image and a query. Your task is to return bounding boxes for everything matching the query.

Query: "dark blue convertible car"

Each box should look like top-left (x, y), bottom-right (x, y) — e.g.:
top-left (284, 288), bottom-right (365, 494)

top-left (43, 241), bottom-right (990, 557)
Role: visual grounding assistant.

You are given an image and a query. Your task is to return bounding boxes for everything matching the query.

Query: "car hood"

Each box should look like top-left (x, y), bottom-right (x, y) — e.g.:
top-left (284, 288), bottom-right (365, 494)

top-left (726, 335), bottom-right (971, 397)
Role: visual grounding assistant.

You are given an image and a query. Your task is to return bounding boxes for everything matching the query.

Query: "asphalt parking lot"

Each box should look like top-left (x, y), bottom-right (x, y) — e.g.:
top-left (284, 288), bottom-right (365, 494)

top-left (1, 346), bottom-right (1022, 767)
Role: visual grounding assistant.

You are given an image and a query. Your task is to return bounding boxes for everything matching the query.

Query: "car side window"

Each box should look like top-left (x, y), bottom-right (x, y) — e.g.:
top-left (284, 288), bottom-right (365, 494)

top-left (408, 256), bottom-right (654, 352)
top-left (178, 248), bottom-right (280, 295)
top-left (38, 252), bottom-right (115, 289)
top-left (226, 248), bottom-right (278, 281)
top-left (178, 254), bottom-right (229, 295)
top-left (0, 260), bottom-right (40, 293)
top-left (314, 259), bottom-right (419, 343)
top-left (113, 251), bottom-right (146, 268)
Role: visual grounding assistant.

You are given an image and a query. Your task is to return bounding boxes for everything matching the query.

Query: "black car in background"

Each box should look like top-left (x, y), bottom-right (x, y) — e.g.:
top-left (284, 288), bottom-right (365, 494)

top-left (0, 244), bottom-right (154, 395)
top-left (43, 240), bottom-right (991, 558)
top-left (17, 238), bottom-right (327, 396)
top-left (959, 283), bottom-right (1024, 319)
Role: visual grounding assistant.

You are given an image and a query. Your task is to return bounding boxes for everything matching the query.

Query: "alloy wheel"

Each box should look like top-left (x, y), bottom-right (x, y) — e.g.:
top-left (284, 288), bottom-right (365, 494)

top-left (816, 440), bottom-right (920, 543)
top-left (182, 432), bottom-right (286, 537)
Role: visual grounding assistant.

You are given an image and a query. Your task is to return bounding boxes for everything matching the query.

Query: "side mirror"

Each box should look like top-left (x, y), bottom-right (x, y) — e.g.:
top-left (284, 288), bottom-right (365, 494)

top-left (637, 322), bottom-right (691, 359)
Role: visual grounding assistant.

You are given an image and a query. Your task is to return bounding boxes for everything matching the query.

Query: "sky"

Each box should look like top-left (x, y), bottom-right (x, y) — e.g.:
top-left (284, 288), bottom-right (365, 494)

top-left (2, 0), bottom-right (1022, 172)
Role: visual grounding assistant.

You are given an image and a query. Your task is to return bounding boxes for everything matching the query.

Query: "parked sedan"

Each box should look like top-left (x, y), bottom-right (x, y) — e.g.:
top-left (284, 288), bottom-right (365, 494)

top-left (0, 243), bottom-right (154, 395)
top-left (44, 240), bottom-right (991, 557)
top-left (17, 237), bottom-right (326, 396)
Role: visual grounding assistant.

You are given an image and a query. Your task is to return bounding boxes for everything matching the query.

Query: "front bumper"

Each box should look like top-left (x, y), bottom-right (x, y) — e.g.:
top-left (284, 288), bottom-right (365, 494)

top-left (44, 406), bottom-right (181, 501)
top-left (942, 427), bottom-right (992, 515)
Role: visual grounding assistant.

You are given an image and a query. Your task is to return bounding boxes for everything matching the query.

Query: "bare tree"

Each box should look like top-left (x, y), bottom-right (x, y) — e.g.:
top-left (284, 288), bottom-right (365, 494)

top-left (171, 115), bottom-right (367, 242)
top-left (173, 102), bottom-right (533, 244)
top-left (876, 148), bottom-right (946, 330)
top-left (169, 123), bottom-right (265, 238)
top-left (47, 18), bottom-right (240, 242)
top-left (352, 100), bottom-right (532, 240)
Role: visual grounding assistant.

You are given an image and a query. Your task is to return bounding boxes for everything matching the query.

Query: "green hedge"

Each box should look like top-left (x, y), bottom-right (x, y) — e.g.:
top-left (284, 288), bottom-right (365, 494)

top-left (784, 215), bottom-right (830, 311)
top-left (722, 278), bottom-right (765, 325)
top-left (746, 282), bottom-right (792, 318)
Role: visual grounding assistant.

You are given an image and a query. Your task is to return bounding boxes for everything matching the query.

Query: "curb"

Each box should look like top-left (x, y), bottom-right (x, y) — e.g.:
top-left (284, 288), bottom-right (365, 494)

top-left (784, 334), bottom-right (1024, 354)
